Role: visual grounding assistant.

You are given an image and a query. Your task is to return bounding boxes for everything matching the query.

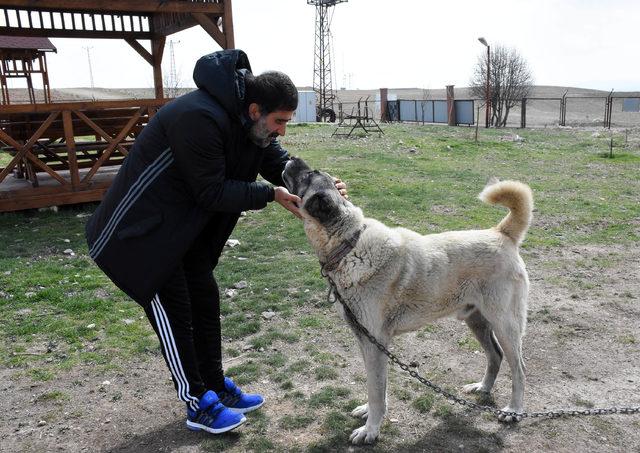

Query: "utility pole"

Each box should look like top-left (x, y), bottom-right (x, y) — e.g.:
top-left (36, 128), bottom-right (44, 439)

top-left (478, 37), bottom-right (491, 128)
top-left (84, 46), bottom-right (94, 89)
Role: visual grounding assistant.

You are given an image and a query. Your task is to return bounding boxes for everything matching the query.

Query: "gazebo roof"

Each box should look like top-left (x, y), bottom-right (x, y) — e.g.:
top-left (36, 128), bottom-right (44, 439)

top-left (0, 36), bottom-right (57, 52)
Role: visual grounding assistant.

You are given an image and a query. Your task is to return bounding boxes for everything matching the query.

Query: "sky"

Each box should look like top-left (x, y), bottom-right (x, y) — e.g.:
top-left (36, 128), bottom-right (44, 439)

top-left (14, 0), bottom-right (640, 92)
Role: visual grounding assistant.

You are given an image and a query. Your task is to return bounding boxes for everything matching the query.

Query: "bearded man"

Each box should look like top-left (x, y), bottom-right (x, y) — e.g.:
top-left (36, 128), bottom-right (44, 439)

top-left (86, 49), bottom-right (346, 434)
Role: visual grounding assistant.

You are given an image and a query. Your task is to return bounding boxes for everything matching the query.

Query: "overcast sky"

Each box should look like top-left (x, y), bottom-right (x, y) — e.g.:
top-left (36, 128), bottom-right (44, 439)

top-left (24, 0), bottom-right (640, 92)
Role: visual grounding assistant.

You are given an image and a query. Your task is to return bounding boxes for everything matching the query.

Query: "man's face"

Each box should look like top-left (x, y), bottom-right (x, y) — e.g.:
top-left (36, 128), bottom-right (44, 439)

top-left (248, 103), bottom-right (294, 148)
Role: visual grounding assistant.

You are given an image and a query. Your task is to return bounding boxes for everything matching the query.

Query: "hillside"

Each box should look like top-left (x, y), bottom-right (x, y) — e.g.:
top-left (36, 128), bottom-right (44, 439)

top-left (3, 86), bottom-right (639, 128)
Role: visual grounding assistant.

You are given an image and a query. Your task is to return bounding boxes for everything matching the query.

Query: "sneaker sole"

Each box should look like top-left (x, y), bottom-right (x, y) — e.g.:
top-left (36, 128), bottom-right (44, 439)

top-left (186, 416), bottom-right (246, 434)
top-left (227, 400), bottom-right (264, 414)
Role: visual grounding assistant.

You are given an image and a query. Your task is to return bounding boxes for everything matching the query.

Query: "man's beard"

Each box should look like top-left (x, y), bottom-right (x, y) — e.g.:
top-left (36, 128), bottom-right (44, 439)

top-left (248, 116), bottom-right (277, 148)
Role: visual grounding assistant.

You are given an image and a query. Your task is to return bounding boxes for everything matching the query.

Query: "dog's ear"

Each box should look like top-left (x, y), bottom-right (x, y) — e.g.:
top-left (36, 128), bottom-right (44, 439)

top-left (304, 191), bottom-right (340, 224)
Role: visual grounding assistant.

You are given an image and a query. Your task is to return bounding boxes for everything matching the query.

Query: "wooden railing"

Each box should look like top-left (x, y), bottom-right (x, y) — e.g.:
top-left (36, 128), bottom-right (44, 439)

top-left (0, 98), bottom-right (170, 211)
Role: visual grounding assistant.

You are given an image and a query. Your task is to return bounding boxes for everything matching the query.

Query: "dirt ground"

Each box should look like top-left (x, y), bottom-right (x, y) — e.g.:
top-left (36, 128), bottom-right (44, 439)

top-left (1, 242), bottom-right (639, 452)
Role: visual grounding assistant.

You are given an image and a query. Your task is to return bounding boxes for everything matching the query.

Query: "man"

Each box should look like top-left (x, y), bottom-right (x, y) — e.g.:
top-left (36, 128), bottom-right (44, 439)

top-left (85, 49), bottom-right (346, 434)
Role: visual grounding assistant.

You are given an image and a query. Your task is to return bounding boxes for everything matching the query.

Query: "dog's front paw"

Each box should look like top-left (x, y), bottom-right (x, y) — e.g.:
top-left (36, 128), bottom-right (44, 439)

top-left (351, 403), bottom-right (368, 419)
top-left (497, 406), bottom-right (523, 423)
top-left (463, 382), bottom-right (490, 394)
top-left (349, 425), bottom-right (379, 445)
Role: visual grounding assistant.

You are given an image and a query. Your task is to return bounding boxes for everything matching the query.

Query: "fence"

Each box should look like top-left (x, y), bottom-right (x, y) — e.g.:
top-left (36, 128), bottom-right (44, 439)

top-left (387, 95), bottom-right (640, 128)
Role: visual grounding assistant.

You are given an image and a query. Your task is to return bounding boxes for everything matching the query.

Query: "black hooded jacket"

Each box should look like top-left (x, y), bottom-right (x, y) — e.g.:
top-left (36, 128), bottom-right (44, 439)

top-left (85, 50), bottom-right (290, 306)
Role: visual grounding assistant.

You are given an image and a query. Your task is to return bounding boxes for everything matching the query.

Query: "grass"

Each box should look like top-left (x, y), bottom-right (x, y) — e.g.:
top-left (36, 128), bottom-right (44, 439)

top-left (457, 334), bottom-right (481, 352)
top-left (1, 123), bottom-right (639, 451)
top-left (412, 393), bottom-right (435, 413)
top-left (308, 386), bottom-right (351, 408)
top-left (278, 414), bottom-right (315, 430)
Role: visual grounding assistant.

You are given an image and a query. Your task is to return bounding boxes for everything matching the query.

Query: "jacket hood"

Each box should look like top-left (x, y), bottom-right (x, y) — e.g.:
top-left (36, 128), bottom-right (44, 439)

top-left (193, 49), bottom-right (252, 119)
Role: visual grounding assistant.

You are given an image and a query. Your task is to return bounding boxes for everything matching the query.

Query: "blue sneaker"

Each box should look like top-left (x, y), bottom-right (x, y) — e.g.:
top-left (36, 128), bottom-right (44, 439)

top-left (186, 390), bottom-right (246, 434)
top-left (218, 377), bottom-right (264, 414)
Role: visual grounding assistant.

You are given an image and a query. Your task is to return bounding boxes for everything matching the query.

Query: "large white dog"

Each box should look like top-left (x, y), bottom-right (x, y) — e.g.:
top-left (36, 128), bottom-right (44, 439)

top-left (282, 157), bottom-right (533, 445)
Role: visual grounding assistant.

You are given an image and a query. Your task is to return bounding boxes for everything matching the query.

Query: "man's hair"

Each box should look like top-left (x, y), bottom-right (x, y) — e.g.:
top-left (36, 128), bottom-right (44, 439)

top-left (244, 71), bottom-right (298, 114)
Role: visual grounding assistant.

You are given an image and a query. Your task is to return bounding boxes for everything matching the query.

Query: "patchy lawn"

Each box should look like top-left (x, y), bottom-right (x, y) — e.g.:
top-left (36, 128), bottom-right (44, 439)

top-left (1, 124), bottom-right (639, 452)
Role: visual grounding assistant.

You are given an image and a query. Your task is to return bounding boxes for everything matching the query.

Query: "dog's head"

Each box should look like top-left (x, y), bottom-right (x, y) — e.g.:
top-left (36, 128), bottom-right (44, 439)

top-left (282, 157), bottom-right (348, 226)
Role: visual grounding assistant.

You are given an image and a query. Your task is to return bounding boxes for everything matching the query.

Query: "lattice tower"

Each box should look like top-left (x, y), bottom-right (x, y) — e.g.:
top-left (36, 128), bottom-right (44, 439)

top-left (308, 0), bottom-right (347, 122)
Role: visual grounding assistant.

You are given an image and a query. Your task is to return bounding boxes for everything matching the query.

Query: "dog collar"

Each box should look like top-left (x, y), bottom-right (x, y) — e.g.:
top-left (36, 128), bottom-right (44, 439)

top-left (321, 225), bottom-right (366, 273)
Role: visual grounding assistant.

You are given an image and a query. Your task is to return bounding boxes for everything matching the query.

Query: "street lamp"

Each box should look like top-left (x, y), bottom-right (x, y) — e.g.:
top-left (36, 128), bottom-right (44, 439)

top-left (478, 37), bottom-right (490, 128)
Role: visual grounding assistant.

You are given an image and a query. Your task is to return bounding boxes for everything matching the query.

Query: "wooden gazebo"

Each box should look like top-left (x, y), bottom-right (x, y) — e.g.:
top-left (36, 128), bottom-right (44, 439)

top-left (0, 35), bottom-right (56, 105)
top-left (0, 0), bottom-right (234, 212)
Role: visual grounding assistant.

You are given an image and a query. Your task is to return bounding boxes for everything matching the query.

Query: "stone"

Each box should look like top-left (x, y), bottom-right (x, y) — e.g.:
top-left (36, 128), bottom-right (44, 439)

top-left (233, 281), bottom-right (248, 289)
top-left (261, 311), bottom-right (276, 320)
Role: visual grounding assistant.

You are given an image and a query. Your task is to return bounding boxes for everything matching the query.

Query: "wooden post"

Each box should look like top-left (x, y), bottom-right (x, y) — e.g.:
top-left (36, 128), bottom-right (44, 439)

top-left (520, 98), bottom-right (527, 128)
top-left (62, 110), bottom-right (80, 188)
top-left (25, 59), bottom-right (35, 104)
top-left (223, 0), bottom-right (235, 48)
top-left (152, 36), bottom-right (166, 99)
top-left (379, 88), bottom-right (388, 123)
top-left (446, 85), bottom-right (456, 126)
top-left (475, 104), bottom-right (481, 142)
top-left (41, 53), bottom-right (52, 103)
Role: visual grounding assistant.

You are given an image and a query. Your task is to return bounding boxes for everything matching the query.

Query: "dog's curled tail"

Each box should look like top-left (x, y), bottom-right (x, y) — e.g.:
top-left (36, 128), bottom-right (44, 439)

top-left (478, 179), bottom-right (533, 245)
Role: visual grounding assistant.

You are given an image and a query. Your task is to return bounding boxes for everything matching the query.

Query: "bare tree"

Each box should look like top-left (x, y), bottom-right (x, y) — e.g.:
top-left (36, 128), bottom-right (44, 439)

top-left (471, 45), bottom-right (533, 127)
top-left (163, 69), bottom-right (183, 99)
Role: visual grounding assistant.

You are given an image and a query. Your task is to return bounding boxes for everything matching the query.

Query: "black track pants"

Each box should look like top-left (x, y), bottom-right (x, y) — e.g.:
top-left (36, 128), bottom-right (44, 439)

top-left (143, 243), bottom-right (226, 409)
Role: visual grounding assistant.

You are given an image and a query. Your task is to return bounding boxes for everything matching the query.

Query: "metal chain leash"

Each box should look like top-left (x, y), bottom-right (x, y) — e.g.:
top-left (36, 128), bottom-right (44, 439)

top-left (323, 276), bottom-right (640, 420)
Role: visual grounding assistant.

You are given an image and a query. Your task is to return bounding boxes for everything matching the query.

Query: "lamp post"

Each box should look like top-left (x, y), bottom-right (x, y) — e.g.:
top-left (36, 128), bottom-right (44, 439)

top-left (478, 37), bottom-right (490, 128)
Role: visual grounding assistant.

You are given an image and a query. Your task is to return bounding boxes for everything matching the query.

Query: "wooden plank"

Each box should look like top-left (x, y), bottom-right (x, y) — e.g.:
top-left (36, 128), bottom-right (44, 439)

top-left (23, 150), bottom-right (68, 185)
top-left (151, 14), bottom-right (197, 36)
top-left (192, 12), bottom-right (225, 48)
top-left (0, 111), bottom-right (59, 183)
top-left (62, 110), bottom-right (80, 188)
top-left (223, 0), bottom-right (234, 49)
top-left (73, 109), bottom-right (130, 155)
top-left (0, 26), bottom-right (153, 39)
top-left (152, 36), bottom-right (165, 99)
top-left (82, 107), bottom-right (143, 183)
top-left (125, 38), bottom-right (153, 66)
top-left (0, 187), bottom-right (109, 212)
top-left (0, 1), bottom-right (225, 14)
top-left (0, 98), bottom-right (168, 114)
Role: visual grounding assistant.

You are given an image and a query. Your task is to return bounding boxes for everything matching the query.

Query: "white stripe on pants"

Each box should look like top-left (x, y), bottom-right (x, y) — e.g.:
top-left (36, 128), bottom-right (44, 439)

top-left (150, 295), bottom-right (200, 411)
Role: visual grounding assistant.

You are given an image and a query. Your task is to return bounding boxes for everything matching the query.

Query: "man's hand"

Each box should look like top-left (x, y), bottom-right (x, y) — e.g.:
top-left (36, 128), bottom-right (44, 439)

top-left (334, 178), bottom-right (348, 199)
top-left (274, 186), bottom-right (302, 219)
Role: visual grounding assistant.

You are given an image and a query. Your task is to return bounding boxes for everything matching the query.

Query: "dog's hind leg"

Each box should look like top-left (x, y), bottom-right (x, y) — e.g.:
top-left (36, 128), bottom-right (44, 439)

top-left (462, 310), bottom-right (503, 395)
top-left (349, 339), bottom-right (388, 445)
